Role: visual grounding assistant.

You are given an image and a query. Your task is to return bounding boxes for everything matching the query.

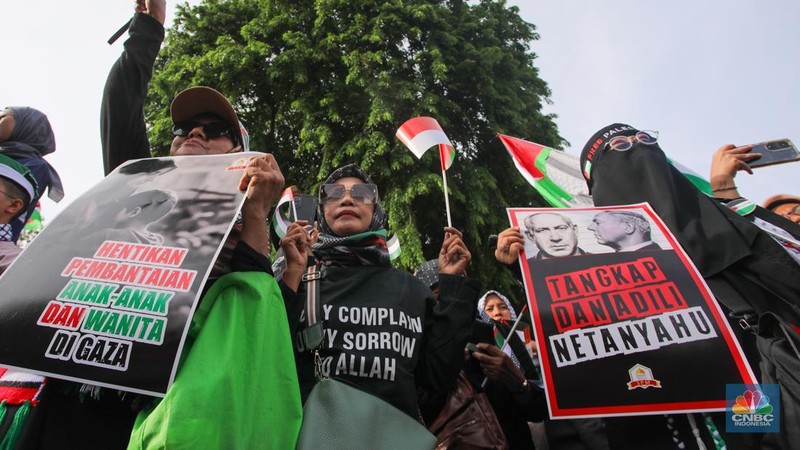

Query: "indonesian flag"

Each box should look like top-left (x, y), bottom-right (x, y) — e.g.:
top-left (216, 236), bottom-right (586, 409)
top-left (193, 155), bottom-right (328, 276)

top-left (396, 117), bottom-right (456, 170)
top-left (272, 186), bottom-right (296, 238)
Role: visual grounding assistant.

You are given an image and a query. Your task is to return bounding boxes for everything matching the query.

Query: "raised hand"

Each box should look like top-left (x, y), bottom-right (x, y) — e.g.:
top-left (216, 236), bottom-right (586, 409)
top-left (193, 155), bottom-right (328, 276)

top-left (494, 226), bottom-right (525, 265)
top-left (438, 227), bottom-right (471, 276)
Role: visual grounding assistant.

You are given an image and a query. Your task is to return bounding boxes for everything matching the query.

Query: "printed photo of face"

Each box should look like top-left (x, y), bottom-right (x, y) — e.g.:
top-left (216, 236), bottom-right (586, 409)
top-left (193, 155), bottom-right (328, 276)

top-left (524, 213), bottom-right (579, 258)
top-left (588, 211), bottom-right (627, 248)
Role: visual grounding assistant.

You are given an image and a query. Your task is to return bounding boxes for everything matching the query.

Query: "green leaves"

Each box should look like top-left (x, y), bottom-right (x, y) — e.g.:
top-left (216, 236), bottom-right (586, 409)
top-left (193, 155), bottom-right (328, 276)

top-left (145, 0), bottom-right (562, 305)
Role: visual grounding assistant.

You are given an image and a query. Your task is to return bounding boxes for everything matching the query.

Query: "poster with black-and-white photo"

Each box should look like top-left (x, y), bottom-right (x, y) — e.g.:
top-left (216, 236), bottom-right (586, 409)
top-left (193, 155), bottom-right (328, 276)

top-left (509, 203), bottom-right (757, 418)
top-left (0, 153), bottom-right (262, 396)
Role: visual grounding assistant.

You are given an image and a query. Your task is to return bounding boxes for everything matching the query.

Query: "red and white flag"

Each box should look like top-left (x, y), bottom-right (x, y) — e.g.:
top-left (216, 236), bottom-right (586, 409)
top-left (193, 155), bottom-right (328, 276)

top-left (396, 117), bottom-right (456, 169)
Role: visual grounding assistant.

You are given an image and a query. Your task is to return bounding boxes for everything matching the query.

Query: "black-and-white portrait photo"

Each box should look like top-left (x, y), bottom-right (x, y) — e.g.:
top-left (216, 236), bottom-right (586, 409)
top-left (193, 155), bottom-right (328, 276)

top-left (518, 207), bottom-right (669, 260)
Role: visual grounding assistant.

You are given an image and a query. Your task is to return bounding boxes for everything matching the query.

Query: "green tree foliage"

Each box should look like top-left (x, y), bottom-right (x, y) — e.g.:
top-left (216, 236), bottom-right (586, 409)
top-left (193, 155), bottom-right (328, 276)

top-left (145, 0), bottom-right (563, 304)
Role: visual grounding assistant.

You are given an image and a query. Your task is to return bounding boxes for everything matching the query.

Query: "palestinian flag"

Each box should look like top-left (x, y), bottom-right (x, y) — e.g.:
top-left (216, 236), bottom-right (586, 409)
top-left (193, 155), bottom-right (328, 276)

top-left (498, 134), bottom-right (716, 208)
top-left (387, 234), bottom-right (401, 261)
top-left (23, 202), bottom-right (43, 233)
top-left (498, 134), bottom-right (592, 208)
top-left (438, 144), bottom-right (455, 171)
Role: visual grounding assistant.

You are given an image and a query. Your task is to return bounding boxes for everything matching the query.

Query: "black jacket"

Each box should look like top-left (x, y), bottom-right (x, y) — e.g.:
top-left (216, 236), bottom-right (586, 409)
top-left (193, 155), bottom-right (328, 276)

top-left (100, 12), bottom-right (165, 175)
top-left (282, 266), bottom-right (480, 419)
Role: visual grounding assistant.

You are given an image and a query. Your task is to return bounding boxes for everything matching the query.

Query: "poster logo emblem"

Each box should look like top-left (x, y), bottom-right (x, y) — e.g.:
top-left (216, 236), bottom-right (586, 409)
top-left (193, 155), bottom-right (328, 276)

top-left (626, 364), bottom-right (662, 390)
top-left (226, 157), bottom-right (250, 171)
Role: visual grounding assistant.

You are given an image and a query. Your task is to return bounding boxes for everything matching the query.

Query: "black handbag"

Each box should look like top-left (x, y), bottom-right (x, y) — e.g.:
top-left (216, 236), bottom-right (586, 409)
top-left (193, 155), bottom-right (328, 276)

top-left (295, 264), bottom-right (437, 450)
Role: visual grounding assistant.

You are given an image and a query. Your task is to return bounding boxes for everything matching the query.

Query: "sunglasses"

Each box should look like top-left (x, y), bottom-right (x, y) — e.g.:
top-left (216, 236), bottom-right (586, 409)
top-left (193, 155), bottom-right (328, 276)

top-left (172, 121), bottom-right (233, 140)
top-left (784, 205), bottom-right (800, 216)
top-left (606, 130), bottom-right (659, 151)
top-left (320, 183), bottom-right (379, 205)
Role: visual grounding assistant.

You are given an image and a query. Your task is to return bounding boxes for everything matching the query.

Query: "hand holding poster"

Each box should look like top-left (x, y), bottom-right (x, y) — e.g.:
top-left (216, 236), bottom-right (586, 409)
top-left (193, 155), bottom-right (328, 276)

top-left (509, 204), bottom-right (756, 418)
top-left (0, 153), bottom-right (263, 396)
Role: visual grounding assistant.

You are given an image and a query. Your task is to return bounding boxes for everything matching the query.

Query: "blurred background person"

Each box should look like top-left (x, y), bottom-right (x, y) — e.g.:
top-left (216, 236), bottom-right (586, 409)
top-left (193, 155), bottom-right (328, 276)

top-left (0, 106), bottom-right (63, 243)
top-left (762, 194), bottom-right (800, 224)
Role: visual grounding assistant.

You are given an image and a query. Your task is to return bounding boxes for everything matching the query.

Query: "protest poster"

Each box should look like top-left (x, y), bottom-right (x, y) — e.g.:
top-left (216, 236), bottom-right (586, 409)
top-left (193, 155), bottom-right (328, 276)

top-left (509, 203), bottom-right (757, 418)
top-left (0, 153), bottom-right (262, 396)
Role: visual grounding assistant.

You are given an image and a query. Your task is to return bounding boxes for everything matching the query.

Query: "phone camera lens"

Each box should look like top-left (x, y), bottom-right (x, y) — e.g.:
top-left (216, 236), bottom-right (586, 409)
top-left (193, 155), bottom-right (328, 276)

top-left (766, 141), bottom-right (787, 151)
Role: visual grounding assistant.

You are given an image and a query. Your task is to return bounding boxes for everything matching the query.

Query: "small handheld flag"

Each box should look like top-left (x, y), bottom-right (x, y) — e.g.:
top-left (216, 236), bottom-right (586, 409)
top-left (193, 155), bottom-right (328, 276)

top-left (387, 234), bottom-right (401, 261)
top-left (396, 117), bottom-right (455, 162)
top-left (272, 186), bottom-right (297, 238)
top-left (23, 202), bottom-right (43, 233)
top-left (397, 117), bottom-right (457, 226)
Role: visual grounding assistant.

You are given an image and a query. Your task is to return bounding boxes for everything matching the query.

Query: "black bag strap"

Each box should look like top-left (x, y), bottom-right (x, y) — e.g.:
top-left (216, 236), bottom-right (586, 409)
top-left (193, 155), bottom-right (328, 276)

top-left (303, 264), bottom-right (323, 327)
top-left (300, 264), bottom-right (328, 380)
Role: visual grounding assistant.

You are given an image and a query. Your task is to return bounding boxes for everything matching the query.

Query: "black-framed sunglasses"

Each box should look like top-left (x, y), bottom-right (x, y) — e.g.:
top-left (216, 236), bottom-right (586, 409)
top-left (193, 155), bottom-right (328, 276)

top-left (605, 130), bottom-right (659, 151)
top-left (320, 183), bottom-right (379, 205)
top-left (172, 121), bottom-right (233, 140)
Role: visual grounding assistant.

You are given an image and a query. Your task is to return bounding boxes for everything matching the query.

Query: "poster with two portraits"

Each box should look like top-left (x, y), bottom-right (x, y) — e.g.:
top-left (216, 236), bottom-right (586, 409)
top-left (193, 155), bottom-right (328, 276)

top-left (510, 204), bottom-right (756, 419)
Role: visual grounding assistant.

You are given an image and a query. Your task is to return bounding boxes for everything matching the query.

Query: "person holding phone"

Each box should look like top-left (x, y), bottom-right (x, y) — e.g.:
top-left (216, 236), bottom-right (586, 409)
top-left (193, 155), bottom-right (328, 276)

top-left (709, 144), bottom-right (800, 258)
top-left (472, 290), bottom-right (546, 450)
top-left (709, 143), bottom-right (760, 200)
top-left (582, 123), bottom-right (800, 450)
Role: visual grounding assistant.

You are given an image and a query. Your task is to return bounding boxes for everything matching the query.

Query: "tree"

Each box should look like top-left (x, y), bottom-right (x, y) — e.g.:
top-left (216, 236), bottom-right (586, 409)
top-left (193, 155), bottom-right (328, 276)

top-left (145, 0), bottom-right (563, 304)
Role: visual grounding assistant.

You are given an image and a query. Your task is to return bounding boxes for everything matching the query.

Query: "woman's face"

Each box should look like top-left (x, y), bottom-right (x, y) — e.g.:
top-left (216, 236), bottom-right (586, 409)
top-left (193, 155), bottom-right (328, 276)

top-left (322, 177), bottom-right (375, 236)
top-left (483, 294), bottom-right (512, 321)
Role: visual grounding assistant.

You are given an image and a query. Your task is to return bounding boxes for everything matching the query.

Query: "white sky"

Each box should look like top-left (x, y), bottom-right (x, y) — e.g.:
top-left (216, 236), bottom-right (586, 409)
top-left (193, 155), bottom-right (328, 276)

top-left (2, 1), bottom-right (798, 223)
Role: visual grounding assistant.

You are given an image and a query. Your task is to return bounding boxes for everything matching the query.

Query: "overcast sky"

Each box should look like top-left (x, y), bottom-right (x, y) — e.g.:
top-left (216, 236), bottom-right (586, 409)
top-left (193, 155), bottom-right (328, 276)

top-left (2, 1), bottom-right (798, 223)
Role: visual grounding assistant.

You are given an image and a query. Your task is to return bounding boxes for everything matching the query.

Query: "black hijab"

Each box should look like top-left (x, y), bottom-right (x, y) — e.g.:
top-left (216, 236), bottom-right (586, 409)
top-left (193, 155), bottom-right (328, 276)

top-left (580, 123), bottom-right (759, 277)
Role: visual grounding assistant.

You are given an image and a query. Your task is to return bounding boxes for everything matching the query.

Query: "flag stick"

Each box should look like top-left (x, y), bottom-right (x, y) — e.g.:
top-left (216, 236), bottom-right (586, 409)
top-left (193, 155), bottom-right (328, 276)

top-left (441, 168), bottom-right (453, 228)
top-left (291, 195), bottom-right (299, 222)
top-left (439, 144), bottom-right (453, 227)
top-left (108, 19), bottom-right (132, 45)
top-left (481, 304), bottom-right (529, 389)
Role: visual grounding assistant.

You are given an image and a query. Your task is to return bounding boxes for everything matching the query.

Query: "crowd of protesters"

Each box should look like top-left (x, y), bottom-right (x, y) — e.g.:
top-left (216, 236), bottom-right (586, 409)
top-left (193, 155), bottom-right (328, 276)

top-left (1, 0), bottom-right (799, 449)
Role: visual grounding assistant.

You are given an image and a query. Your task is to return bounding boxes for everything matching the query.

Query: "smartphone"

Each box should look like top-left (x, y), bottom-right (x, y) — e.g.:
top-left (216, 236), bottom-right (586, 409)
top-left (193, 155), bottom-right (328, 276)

top-left (292, 194), bottom-right (318, 222)
top-left (470, 320), bottom-right (496, 346)
top-left (747, 139), bottom-right (800, 169)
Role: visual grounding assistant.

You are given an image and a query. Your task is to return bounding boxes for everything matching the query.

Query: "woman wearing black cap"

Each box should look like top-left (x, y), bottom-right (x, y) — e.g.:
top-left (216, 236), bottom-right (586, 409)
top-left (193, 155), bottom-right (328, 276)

top-left (278, 164), bottom-right (481, 445)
